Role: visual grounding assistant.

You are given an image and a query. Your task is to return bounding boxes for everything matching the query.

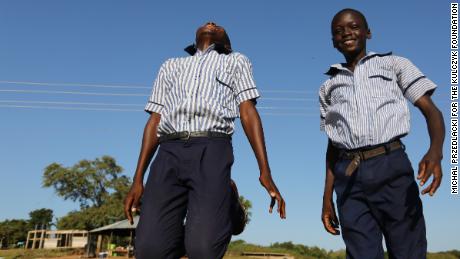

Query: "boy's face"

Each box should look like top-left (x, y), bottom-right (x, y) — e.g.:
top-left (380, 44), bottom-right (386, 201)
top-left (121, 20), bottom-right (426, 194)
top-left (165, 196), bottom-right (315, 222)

top-left (331, 11), bottom-right (371, 58)
top-left (195, 22), bottom-right (227, 45)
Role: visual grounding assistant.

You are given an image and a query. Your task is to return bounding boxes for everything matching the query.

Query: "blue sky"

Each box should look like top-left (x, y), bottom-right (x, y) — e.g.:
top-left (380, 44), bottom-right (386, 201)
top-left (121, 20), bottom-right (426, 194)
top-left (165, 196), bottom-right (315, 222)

top-left (0, 0), bottom-right (457, 252)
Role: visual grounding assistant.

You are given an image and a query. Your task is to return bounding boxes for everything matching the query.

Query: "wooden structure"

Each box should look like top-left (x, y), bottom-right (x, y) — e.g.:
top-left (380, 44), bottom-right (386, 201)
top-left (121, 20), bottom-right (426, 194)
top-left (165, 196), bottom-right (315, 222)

top-left (86, 216), bottom-right (138, 258)
top-left (25, 229), bottom-right (88, 249)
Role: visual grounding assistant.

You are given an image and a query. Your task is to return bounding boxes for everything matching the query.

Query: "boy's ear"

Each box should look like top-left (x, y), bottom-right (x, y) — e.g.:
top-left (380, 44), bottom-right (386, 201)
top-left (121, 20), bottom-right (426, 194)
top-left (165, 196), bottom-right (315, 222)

top-left (367, 29), bottom-right (372, 39)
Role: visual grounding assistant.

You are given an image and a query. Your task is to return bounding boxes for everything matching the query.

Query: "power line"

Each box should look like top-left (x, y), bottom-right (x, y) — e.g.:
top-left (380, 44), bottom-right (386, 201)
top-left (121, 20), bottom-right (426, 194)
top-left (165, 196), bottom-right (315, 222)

top-left (0, 80), bottom-right (150, 89)
top-left (0, 81), bottom-right (450, 98)
top-left (0, 80), bottom-right (316, 94)
top-left (0, 100), bottom-right (142, 107)
top-left (0, 104), bottom-right (315, 116)
top-left (0, 104), bottom-right (139, 112)
top-left (258, 112), bottom-right (317, 117)
top-left (0, 89), bottom-right (147, 97)
top-left (0, 89), bottom-right (317, 101)
top-left (0, 100), bottom-right (317, 110)
top-left (260, 90), bottom-right (316, 94)
top-left (263, 97), bottom-right (316, 101)
top-left (258, 106), bottom-right (317, 110)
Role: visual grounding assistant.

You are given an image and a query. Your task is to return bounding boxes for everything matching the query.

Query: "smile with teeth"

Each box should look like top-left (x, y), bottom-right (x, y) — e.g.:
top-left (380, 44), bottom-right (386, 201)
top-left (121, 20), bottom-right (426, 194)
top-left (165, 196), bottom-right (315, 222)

top-left (343, 39), bottom-right (355, 45)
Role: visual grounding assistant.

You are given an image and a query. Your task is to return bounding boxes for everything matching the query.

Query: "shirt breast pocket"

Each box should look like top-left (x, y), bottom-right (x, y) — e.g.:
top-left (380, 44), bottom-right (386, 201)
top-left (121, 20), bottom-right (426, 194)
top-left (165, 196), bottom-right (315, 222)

top-left (213, 69), bottom-right (235, 109)
top-left (368, 69), bottom-right (398, 98)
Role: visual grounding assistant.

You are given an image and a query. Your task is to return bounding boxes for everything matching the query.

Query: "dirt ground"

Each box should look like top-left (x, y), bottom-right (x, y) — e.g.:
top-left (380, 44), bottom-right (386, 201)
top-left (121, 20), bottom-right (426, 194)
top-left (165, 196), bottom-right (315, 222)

top-left (27, 257), bottom-right (80, 259)
top-left (47, 256), bottom-right (244, 259)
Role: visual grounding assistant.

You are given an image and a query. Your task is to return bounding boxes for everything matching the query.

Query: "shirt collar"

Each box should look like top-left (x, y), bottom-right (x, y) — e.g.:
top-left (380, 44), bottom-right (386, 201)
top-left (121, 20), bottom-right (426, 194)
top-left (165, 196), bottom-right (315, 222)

top-left (325, 51), bottom-right (392, 76)
top-left (184, 43), bottom-right (232, 56)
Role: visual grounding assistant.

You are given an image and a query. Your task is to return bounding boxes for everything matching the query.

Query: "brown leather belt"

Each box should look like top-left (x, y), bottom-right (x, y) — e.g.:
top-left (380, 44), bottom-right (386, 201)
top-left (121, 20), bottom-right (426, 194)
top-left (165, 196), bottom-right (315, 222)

top-left (158, 131), bottom-right (231, 143)
top-left (342, 140), bottom-right (403, 176)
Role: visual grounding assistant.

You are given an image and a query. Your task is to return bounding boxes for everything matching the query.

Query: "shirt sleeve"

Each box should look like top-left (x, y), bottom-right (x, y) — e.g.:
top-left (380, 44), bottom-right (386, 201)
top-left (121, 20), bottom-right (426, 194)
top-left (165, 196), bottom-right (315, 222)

top-left (393, 56), bottom-right (437, 104)
top-left (319, 84), bottom-right (328, 131)
top-left (233, 54), bottom-right (260, 105)
top-left (145, 60), bottom-right (172, 114)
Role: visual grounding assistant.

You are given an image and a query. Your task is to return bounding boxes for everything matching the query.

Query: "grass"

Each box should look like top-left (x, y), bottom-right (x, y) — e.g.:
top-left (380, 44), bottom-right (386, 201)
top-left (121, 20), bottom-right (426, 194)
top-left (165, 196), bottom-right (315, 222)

top-left (226, 240), bottom-right (460, 259)
top-left (1, 247), bottom-right (459, 259)
top-left (0, 248), bottom-right (80, 259)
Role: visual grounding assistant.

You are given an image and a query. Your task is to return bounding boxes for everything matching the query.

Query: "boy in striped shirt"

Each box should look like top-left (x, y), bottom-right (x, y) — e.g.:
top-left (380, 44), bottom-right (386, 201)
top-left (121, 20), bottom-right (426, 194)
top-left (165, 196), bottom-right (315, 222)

top-left (124, 22), bottom-right (286, 259)
top-left (319, 9), bottom-right (445, 259)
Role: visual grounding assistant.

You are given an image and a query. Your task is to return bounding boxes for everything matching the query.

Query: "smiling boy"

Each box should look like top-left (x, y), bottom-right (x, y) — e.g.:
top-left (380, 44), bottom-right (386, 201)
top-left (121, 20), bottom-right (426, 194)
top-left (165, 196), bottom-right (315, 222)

top-left (319, 9), bottom-right (445, 259)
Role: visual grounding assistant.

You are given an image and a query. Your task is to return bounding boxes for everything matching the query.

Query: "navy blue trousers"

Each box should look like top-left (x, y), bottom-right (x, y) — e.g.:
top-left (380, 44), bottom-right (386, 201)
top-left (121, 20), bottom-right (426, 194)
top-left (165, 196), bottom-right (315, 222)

top-left (334, 148), bottom-right (427, 259)
top-left (135, 138), bottom-right (234, 259)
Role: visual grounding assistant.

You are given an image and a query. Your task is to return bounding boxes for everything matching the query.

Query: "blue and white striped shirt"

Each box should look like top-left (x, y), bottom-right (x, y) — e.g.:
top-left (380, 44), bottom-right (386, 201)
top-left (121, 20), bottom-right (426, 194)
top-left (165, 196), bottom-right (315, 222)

top-left (319, 52), bottom-right (437, 150)
top-left (145, 44), bottom-right (260, 136)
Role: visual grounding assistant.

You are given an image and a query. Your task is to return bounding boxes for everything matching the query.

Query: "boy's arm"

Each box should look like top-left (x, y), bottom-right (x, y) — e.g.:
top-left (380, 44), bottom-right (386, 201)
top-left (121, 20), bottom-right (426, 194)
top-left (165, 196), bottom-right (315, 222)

top-left (393, 56), bottom-right (443, 195)
top-left (414, 95), bottom-right (445, 196)
top-left (322, 140), bottom-right (340, 235)
top-left (124, 60), bottom-right (170, 224)
top-left (124, 112), bottom-right (161, 224)
top-left (239, 100), bottom-right (286, 219)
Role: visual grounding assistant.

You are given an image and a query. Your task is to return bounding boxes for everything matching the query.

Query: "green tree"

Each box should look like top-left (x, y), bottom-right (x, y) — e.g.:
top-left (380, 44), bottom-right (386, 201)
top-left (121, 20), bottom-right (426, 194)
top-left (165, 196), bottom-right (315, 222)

top-left (43, 156), bottom-right (124, 208)
top-left (0, 219), bottom-right (29, 248)
top-left (29, 208), bottom-right (53, 230)
top-left (239, 195), bottom-right (252, 223)
top-left (56, 176), bottom-right (131, 230)
top-left (42, 156), bottom-right (131, 230)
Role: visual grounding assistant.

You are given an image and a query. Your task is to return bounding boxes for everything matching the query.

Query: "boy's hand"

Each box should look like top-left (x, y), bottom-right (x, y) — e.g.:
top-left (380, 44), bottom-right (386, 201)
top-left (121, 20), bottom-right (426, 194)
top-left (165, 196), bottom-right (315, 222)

top-left (259, 173), bottom-right (286, 219)
top-left (124, 181), bottom-right (144, 225)
top-left (414, 95), bottom-right (445, 196)
top-left (417, 151), bottom-right (443, 196)
top-left (322, 199), bottom-right (340, 235)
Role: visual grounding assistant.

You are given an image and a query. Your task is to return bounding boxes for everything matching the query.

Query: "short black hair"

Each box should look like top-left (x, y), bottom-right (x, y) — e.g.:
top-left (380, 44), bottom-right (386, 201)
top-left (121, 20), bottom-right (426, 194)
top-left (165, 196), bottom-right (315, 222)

top-left (331, 8), bottom-right (369, 30)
